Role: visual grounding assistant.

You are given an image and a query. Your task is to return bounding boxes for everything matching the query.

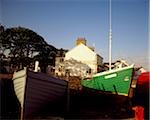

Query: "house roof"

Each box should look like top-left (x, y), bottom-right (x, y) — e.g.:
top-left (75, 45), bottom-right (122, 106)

top-left (66, 43), bottom-right (97, 56)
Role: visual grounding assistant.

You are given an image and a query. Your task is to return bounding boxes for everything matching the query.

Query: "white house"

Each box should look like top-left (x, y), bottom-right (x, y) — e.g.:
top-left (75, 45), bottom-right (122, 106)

top-left (65, 38), bottom-right (103, 74)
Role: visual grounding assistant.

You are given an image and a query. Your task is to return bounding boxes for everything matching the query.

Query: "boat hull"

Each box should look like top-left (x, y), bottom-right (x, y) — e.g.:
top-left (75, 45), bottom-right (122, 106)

top-left (81, 65), bottom-right (134, 96)
top-left (12, 68), bottom-right (68, 118)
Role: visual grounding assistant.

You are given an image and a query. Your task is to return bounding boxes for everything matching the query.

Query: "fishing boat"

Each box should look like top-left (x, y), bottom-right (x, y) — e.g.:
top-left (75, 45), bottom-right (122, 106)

top-left (12, 67), bottom-right (68, 119)
top-left (81, 63), bottom-right (134, 96)
top-left (81, 0), bottom-right (134, 96)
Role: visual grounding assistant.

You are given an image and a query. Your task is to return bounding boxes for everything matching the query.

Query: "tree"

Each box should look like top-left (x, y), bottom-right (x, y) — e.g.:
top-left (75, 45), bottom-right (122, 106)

top-left (0, 26), bottom-right (57, 72)
top-left (0, 25), bottom-right (7, 54)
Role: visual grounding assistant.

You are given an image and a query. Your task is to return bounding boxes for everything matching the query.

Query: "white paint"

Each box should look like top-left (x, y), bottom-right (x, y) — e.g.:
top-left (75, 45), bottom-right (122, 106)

top-left (34, 61), bottom-right (39, 72)
top-left (104, 73), bottom-right (117, 79)
top-left (13, 68), bottom-right (27, 108)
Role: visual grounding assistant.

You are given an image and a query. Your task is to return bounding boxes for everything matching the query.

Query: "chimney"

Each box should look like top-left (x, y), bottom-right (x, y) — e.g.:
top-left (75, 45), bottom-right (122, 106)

top-left (76, 37), bottom-right (86, 46)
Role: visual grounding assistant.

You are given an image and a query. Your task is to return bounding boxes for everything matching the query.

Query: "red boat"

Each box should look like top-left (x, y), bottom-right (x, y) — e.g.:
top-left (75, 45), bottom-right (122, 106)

top-left (136, 72), bottom-right (149, 97)
top-left (136, 71), bottom-right (149, 97)
top-left (134, 72), bottom-right (149, 119)
top-left (137, 72), bottom-right (150, 84)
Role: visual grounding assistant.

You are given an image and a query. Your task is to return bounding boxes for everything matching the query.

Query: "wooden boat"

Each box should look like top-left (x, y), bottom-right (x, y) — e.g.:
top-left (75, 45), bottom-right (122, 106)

top-left (12, 67), bottom-right (68, 119)
top-left (81, 0), bottom-right (134, 96)
top-left (135, 71), bottom-right (149, 99)
top-left (81, 64), bottom-right (134, 96)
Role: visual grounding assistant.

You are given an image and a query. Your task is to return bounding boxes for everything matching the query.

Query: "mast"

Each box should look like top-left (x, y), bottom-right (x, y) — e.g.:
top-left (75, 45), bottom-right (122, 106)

top-left (109, 0), bottom-right (112, 70)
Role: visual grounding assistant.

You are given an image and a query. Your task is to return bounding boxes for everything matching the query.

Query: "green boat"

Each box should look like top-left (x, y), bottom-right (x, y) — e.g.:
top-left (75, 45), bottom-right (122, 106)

top-left (81, 64), bottom-right (134, 96)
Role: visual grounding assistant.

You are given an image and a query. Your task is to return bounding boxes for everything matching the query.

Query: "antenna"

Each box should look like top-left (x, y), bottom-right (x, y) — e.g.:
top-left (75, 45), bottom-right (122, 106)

top-left (109, 0), bottom-right (112, 70)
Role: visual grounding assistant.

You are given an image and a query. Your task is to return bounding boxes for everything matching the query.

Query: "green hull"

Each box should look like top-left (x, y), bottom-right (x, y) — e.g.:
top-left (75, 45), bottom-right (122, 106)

top-left (81, 65), bottom-right (134, 96)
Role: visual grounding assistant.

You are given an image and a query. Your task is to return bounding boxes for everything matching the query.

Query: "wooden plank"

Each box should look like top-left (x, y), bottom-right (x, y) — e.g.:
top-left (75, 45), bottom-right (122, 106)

top-left (0, 74), bottom-right (13, 79)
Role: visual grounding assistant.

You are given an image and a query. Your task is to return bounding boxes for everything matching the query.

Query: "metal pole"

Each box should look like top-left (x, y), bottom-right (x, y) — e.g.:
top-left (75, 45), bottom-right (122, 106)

top-left (109, 0), bottom-right (112, 70)
top-left (66, 73), bottom-right (70, 113)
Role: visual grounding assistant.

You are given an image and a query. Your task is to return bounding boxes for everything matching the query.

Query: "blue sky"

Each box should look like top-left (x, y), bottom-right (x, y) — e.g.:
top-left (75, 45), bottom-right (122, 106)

top-left (0, 0), bottom-right (149, 70)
